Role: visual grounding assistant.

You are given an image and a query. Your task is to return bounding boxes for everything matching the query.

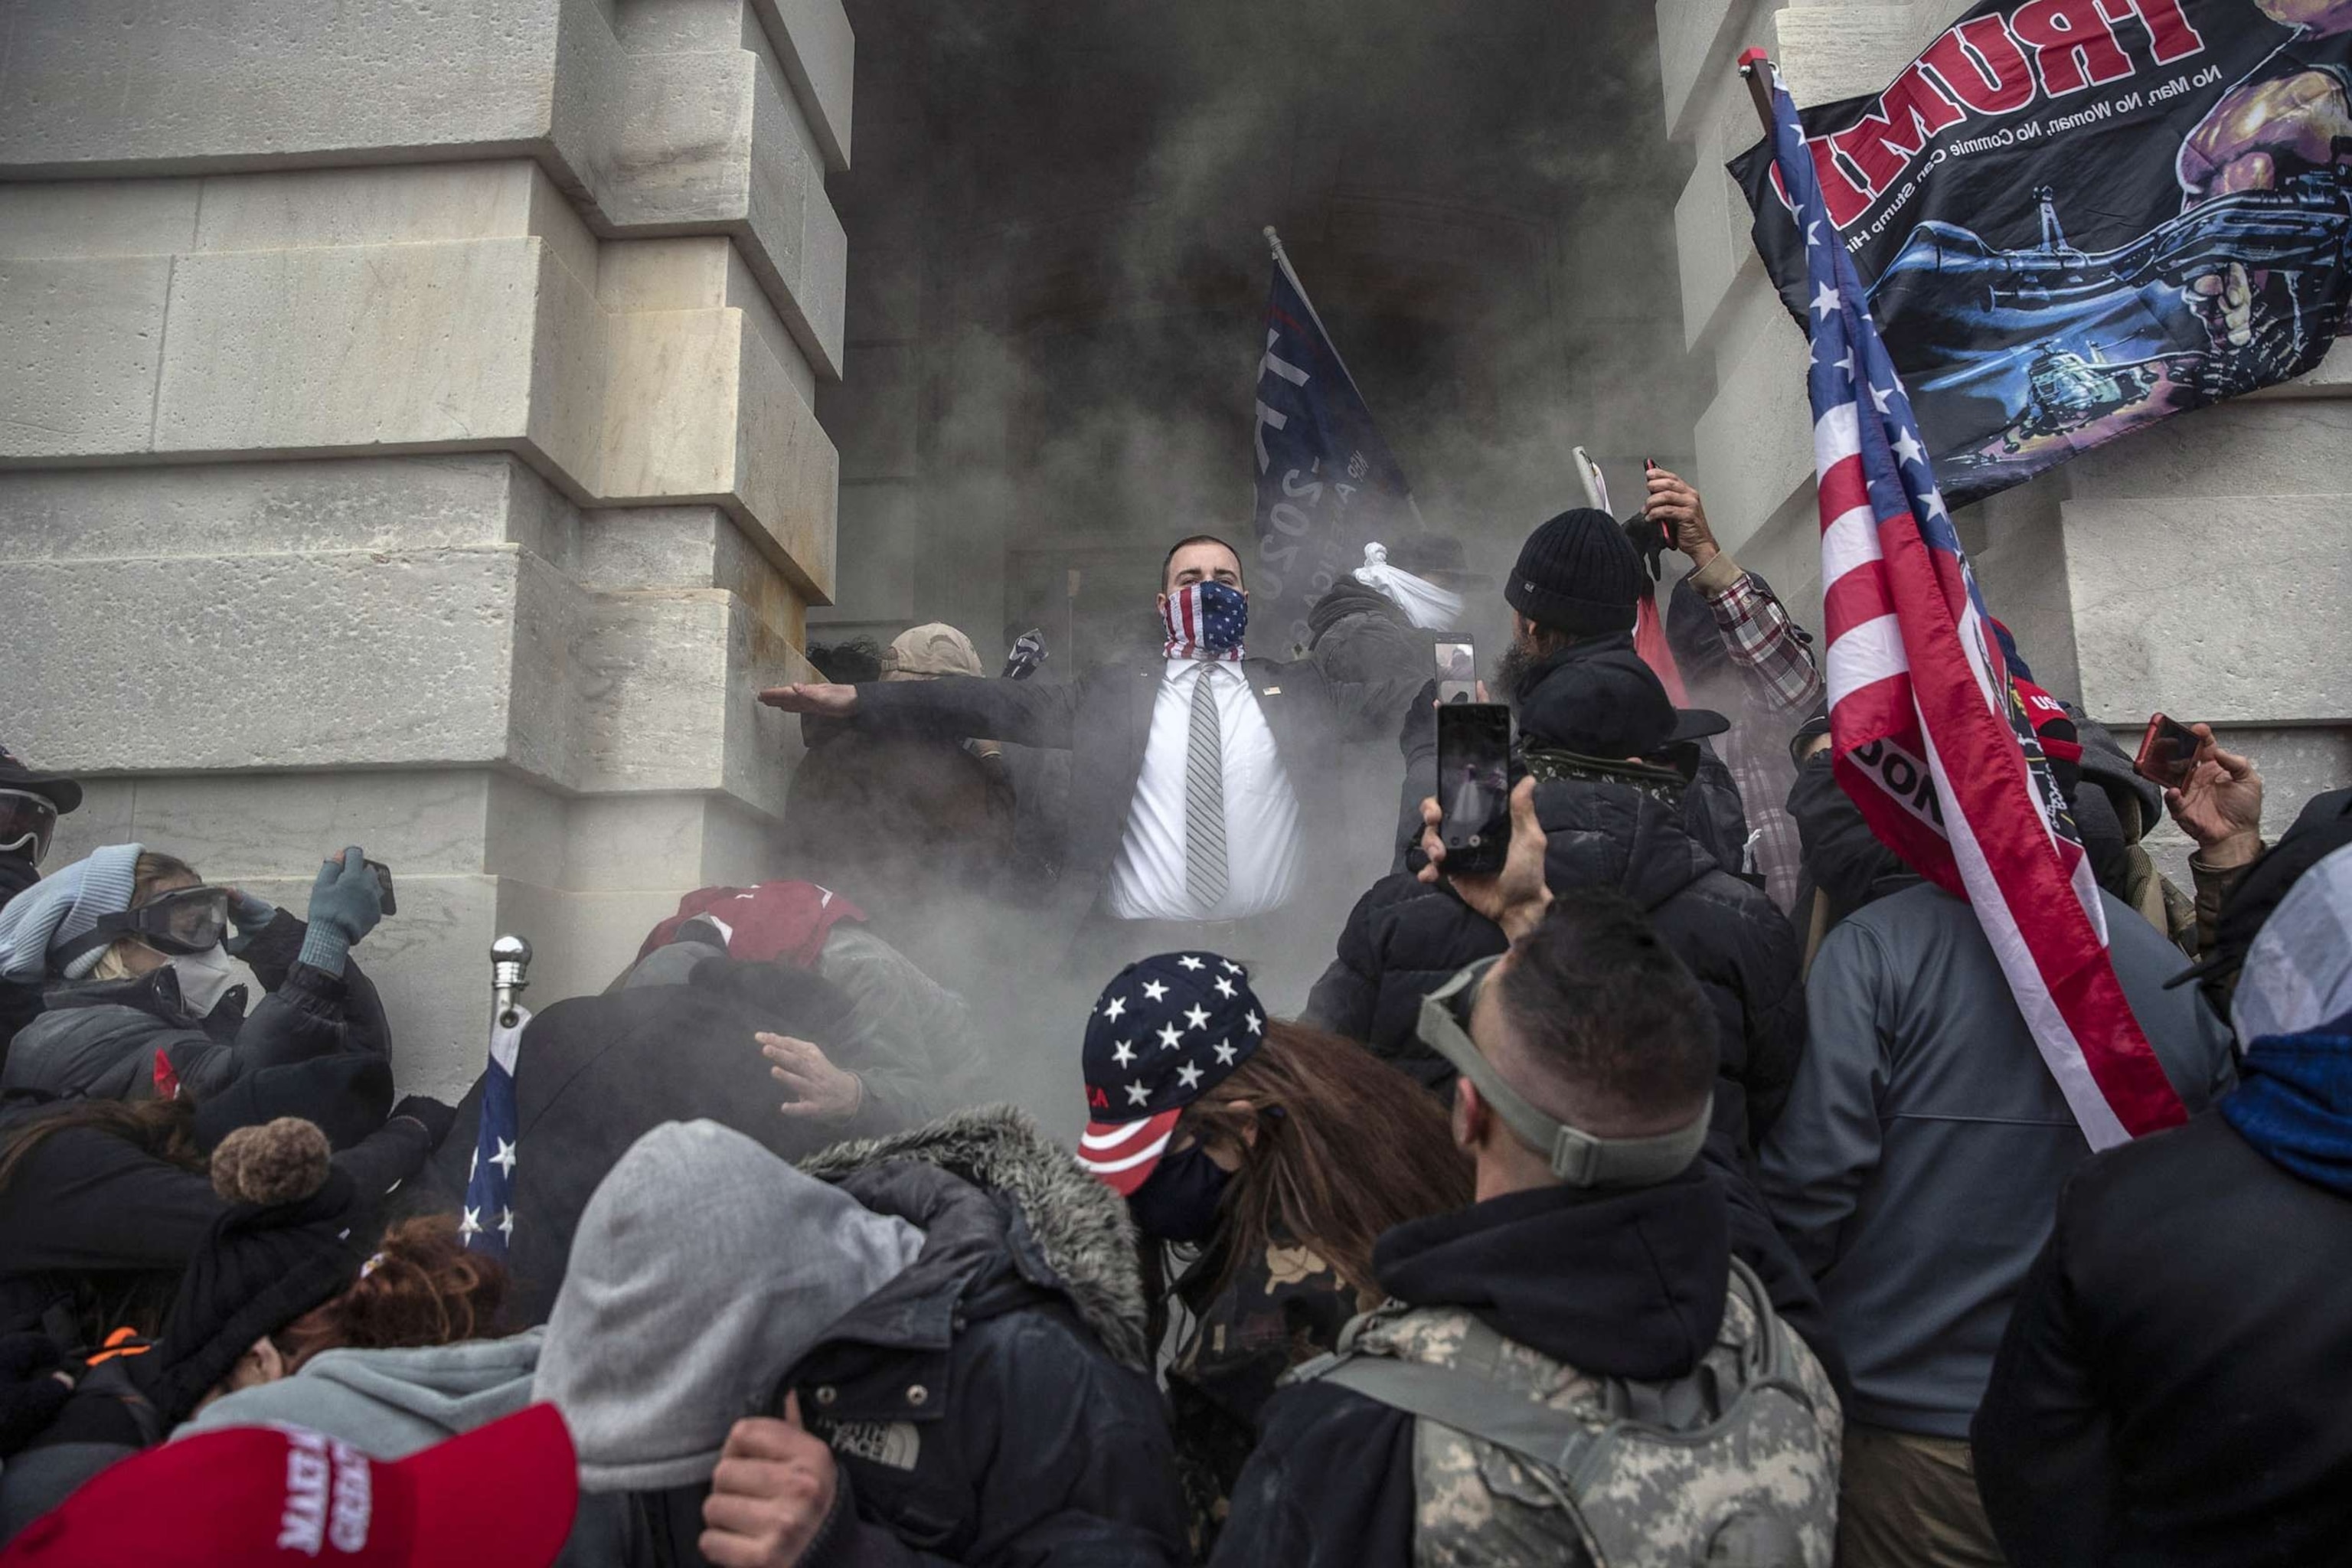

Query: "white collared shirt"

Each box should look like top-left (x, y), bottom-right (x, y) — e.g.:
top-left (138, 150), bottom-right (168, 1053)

top-left (1104, 658), bottom-right (1304, 921)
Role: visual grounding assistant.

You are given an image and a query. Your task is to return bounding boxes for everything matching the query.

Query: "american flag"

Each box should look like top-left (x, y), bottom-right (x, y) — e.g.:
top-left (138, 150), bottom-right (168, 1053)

top-left (1753, 54), bottom-right (2186, 1148)
top-left (1162, 581), bottom-right (1247, 662)
top-left (1078, 951), bottom-right (1266, 1194)
top-left (461, 1004), bottom-right (528, 1255)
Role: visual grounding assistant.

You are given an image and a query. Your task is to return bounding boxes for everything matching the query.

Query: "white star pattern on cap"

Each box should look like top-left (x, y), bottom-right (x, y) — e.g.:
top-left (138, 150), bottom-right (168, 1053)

top-left (1245, 1011), bottom-right (1263, 1035)
top-left (1214, 1040), bottom-right (1236, 1065)
top-left (1178, 956), bottom-right (1205, 971)
top-left (1141, 979), bottom-right (1169, 1003)
top-left (1177, 1062), bottom-right (1203, 1089)
top-left (1126, 1081), bottom-right (1150, 1106)
top-left (1220, 959), bottom-right (1243, 975)
top-left (1112, 1040), bottom-right (1135, 1067)
top-left (1183, 1004), bottom-right (1210, 1031)
top-left (1158, 1022), bottom-right (1184, 1050)
top-left (1213, 976), bottom-right (1236, 998)
top-left (1103, 995), bottom-right (1127, 1021)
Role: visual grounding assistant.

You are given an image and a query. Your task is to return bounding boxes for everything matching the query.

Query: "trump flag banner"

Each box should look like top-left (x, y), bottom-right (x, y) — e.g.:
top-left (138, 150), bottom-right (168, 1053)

top-left (1730, 0), bottom-right (2352, 508)
top-left (1748, 51), bottom-right (2187, 1148)
top-left (1251, 227), bottom-right (1420, 655)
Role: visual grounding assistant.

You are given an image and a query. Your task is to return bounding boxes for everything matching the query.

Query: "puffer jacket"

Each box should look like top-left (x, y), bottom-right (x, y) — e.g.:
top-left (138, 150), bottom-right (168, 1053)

top-left (1308, 774), bottom-right (1806, 1152)
top-left (1305, 580), bottom-right (1426, 685)
top-left (0, 911), bottom-right (389, 1110)
top-left (0, 858), bottom-right (42, 1057)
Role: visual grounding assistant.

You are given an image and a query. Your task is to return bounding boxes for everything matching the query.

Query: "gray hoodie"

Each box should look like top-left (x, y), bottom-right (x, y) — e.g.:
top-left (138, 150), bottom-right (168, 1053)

top-left (532, 1119), bottom-right (925, 1492)
top-left (175, 1328), bottom-right (545, 1457)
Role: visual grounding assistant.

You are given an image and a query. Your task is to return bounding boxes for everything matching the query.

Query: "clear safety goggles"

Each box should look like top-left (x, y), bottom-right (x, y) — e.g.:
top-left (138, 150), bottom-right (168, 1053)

top-left (54, 885), bottom-right (232, 969)
top-left (0, 789), bottom-right (58, 865)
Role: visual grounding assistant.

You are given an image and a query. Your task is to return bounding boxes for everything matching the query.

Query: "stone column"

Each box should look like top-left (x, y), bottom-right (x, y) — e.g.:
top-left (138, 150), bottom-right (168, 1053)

top-left (0, 0), bottom-right (855, 1094)
top-left (1656, 0), bottom-right (2350, 881)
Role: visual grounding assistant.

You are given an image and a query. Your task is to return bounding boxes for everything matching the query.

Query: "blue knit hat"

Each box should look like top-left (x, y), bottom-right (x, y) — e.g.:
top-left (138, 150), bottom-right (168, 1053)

top-left (0, 842), bottom-right (145, 982)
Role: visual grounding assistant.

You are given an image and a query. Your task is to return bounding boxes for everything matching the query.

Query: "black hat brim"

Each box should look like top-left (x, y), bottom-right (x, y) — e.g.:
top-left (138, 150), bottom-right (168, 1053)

top-left (0, 770), bottom-right (81, 815)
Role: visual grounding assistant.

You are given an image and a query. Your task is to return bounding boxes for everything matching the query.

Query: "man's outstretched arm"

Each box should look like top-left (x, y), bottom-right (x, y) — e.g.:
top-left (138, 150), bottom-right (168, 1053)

top-left (760, 675), bottom-right (1082, 750)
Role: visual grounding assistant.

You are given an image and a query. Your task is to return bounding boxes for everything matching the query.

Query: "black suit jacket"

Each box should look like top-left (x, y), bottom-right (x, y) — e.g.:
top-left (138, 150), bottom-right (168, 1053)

top-left (856, 658), bottom-right (1429, 920)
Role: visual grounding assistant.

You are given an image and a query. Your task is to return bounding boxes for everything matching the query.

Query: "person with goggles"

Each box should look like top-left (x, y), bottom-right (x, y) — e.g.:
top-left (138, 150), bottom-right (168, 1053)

top-left (1207, 780), bottom-right (1846, 1568)
top-left (0, 842), bottom-right (393, 1110)
top-left (0, 743), bottom-right (83, 1050)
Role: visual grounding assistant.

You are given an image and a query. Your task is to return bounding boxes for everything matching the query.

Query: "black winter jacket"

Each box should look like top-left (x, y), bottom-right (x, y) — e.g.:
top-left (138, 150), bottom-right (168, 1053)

top-left (1207, 1142), bottom-right (1841, 1568)
top-left (0, 1113), bottom-right (430, 1342)
top-left (0, 912), bottom-right (390, 1110)
top-left (1308, 775), bottom-right (1807, 1151)
top-left (420, 956), bottom-right (956, 1325)
top-left (0, 858), bottom-right (42, 1059)
top-left (1305, 580), bottom-right (1425, 684)
top-left (1972, 1110), bottom-right (2352, 1567)
top-left (732, 1110), bottom-right (1188, 1568)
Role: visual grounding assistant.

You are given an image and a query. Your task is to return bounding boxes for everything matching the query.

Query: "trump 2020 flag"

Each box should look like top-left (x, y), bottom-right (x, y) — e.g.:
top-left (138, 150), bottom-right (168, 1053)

top-left (461, 1005), bottom-right (528, 1256)
top-left (1252, 228), bottom-right (1420, 655)
top-left (1754, 51), bottom-right (2186, 1148)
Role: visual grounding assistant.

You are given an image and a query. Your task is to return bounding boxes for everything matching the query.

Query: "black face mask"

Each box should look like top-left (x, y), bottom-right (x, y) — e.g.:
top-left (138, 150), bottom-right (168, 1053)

top-left (1127, 1142), bottom-right (1232, 1244)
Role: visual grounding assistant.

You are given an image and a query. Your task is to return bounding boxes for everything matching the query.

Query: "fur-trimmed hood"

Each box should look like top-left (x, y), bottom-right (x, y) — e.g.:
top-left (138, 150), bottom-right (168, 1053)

top-left (798, 1104), bottom-right (1150, 1369)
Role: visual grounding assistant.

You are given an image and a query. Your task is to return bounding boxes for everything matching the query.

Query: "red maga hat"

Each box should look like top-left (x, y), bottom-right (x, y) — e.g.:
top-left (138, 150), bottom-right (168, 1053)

top-left (0, 1403), bottom-right (579, 1568)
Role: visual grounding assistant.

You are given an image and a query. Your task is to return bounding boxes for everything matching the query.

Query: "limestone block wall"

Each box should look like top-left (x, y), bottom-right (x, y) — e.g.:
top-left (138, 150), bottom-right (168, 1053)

top-left (1655, 0), bottom-right (2350, 883)
top-left (0, 0), bottom-right (853, 1095)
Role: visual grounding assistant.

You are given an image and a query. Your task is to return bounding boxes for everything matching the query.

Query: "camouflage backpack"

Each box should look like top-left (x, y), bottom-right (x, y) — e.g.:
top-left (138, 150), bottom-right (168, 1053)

top-left (1287, 1257), bottom-right (1840, 1568)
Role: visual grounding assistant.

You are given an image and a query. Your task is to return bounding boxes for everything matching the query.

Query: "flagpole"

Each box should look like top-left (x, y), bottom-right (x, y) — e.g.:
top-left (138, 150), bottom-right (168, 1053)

top-left (1736, 48), bottom-right (1778, 133)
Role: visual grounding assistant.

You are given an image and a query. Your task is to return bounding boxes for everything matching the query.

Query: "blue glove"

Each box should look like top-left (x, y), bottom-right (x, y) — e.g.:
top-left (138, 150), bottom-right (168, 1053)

top-left (226, 887), bottom-right (278, 936)
top-left (299, 848), bottom-right (381, 977)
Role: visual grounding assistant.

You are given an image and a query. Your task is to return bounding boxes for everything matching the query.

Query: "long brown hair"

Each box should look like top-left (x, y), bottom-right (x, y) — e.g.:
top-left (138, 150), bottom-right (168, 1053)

top-left (1181, 1021), bottom-right (1471, 1299)
top-left (275, 1215), bottom-right (510, 1370)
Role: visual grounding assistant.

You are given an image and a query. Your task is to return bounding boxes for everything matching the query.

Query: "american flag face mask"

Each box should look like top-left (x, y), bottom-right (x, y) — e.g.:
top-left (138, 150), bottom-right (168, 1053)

top-left (1163, 580), bottom-right (1248, 662)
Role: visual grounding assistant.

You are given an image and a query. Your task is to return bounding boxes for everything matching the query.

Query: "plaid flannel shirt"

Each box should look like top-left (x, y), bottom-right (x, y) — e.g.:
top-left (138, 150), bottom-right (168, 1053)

top-left (1687, 553), bottom-right (1823, 913)
top-left (1696, 555), bottom-right (1823, 717)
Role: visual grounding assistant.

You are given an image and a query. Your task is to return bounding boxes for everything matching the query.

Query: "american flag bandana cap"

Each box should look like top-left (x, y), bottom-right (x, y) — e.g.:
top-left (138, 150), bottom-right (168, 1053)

top-left (1079, 951), bottom-right (1266, 1194)
top-left (1163, 580), bottom-right (1248, 662)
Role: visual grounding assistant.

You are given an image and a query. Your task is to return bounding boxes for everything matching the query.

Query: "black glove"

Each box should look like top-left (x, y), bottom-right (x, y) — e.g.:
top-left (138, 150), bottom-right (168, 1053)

top-left (390, 1095), bottom-right (460, 1152)
top-left (0, 1332), bottom-right (72, 1458)
top-left (1622, 513), bottom-right (1671, 584)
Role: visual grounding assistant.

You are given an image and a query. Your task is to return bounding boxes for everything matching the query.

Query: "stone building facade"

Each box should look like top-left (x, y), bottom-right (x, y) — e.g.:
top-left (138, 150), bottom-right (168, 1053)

top-left (1, 0), bottom-right (852, 1091)
top-left (4, 0), bottom-right (2342, 1093)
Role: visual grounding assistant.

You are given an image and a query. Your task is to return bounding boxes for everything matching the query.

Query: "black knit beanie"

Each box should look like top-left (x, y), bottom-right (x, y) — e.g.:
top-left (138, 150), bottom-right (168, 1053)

top-left (1506, 508), bottom-right (1646, 635)
top-left (139, 1118), bottom-right (368, 1426)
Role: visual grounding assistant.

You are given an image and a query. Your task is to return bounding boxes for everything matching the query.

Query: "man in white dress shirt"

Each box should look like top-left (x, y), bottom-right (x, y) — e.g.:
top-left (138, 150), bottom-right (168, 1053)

top-left (760, 537), bottom-right (1427, 998)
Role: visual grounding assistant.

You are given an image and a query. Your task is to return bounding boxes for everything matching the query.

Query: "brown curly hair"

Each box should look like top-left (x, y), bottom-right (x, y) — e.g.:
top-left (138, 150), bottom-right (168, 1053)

top-left (273, 1215), bottom-right (511, 1370)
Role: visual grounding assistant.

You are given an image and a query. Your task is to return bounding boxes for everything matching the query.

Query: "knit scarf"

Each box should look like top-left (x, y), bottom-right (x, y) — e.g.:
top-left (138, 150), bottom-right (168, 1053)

top-left (1163, 581), bottom-right (1247, 662)
top-left (2220, 1009), bottom-right (2352, 1197)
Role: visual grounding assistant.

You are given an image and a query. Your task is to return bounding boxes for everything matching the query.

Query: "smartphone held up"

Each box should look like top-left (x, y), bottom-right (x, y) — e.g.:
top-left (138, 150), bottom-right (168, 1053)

top-left (1435, 639), bottom-right (1478, 705)
top-left (2134, 714), bottom-right (2200, 791)
top-left (1437, 703), bottom-right (1513, 875)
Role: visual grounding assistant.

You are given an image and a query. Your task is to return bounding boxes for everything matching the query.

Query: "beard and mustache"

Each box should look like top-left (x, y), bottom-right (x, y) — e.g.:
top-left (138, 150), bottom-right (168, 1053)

top-left (1491, 640), bottom-right (1539, 709)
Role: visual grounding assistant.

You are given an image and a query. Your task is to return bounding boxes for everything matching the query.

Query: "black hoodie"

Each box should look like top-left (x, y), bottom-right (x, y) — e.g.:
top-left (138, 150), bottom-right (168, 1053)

top-left (1207, 1147), bottom-right (1841, 1568)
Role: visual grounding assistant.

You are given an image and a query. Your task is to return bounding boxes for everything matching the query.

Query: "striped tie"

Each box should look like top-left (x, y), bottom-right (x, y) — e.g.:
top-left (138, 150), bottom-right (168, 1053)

top-left (1185, 668), bottom-right (1229, 908)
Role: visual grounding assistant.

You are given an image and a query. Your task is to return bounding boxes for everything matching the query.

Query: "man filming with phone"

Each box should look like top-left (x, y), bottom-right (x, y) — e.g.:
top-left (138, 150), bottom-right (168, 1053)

top-left (1306, 507), bottom-right (1806, 1157)
top-left (758, 535), bottom-right (1428, 997)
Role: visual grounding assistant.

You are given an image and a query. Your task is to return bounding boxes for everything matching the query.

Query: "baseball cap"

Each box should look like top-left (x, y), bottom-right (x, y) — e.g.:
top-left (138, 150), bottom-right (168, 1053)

top-left (0, 744), bottom-right (80, 815)
top-left (0, 1403), bottom-right (579, 1568)
top-left (1077, 952), bottom-right (1268, 1195)
top-left (2011, 678), bottom-right (2082, 764)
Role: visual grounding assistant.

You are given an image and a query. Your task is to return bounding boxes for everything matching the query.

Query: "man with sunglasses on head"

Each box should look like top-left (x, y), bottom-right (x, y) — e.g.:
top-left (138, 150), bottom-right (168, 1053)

top-left (0, 744), bottom-right (82, 1050)
top-left (1210, 779), bottom-right (1842, 1568)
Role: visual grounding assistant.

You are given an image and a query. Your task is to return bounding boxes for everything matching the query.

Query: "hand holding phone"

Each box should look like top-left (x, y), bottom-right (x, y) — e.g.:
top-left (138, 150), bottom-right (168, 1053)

top-left (1436, 704), bottom-right (1513, 874)
top-left (363, 859), bottom-right (397, 918)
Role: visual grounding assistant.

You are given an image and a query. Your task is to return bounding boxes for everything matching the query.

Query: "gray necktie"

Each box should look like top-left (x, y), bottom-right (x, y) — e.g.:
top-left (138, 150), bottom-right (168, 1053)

top-left (1185, 668), bottom-right (1229, 907)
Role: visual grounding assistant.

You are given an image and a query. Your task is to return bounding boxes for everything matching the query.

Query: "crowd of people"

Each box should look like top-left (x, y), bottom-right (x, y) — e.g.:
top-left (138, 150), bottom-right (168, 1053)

top-left (0, 463), bottom-right (2344, 1567)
